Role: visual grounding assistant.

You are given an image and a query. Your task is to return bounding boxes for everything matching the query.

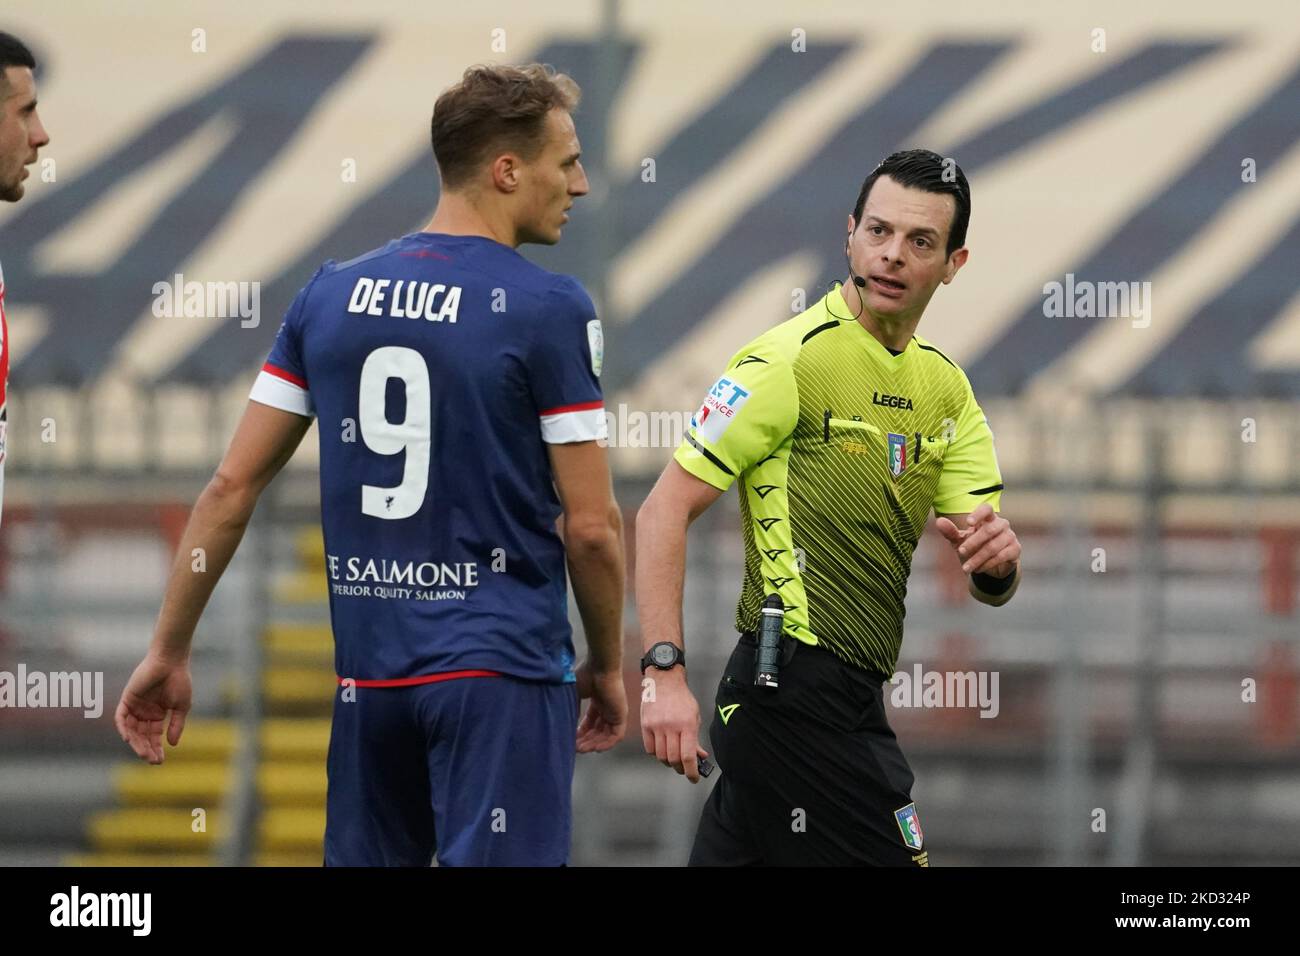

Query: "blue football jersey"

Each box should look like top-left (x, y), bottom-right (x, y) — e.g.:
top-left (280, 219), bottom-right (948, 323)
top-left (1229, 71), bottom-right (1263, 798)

top-left (250, 233), bottom-right (607, 683)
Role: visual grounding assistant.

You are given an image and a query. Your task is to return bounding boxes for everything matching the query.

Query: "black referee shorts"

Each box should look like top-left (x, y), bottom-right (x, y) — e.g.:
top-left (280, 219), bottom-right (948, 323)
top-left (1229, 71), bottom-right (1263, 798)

top-left (689, 634), bottom-right (929, 866)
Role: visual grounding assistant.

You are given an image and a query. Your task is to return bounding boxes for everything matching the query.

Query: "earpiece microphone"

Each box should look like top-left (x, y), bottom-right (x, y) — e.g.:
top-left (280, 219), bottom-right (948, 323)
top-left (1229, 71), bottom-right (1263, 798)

top-left (846, 237), bottom-right (866, 287)
top-left (831, 232), bottom-right (865, 323)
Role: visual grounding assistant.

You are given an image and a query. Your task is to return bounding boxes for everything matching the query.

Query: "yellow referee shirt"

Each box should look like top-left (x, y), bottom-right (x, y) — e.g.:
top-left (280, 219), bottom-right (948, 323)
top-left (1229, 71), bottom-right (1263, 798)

top-left (673, 285), bottom-right (1003, 677)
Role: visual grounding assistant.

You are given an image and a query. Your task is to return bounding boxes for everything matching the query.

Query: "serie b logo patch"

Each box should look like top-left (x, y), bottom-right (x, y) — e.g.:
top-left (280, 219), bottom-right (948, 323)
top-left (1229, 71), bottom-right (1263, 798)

top-left (894, 802), bottom-right (924, 850)
top-left (586, 319), bottom-right (604, 377)
top-left (887, 432), bottom-right (907, 478)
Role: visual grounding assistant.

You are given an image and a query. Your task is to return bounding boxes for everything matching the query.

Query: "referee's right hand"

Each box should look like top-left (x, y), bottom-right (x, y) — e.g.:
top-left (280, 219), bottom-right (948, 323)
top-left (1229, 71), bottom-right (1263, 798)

top-left (641, 668), bottom-right (710, 783)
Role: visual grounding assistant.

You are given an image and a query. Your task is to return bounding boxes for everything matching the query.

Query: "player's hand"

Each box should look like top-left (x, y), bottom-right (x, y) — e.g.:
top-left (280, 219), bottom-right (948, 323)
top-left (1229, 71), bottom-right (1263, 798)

top-left (935, 503), bottom-right (1020, 578)
top-left (640, 667), bottom-right (709, 783)
top-left (574, 659), bottom-right (628, 753)
top-left (114, 650), bottom-right (192, 765)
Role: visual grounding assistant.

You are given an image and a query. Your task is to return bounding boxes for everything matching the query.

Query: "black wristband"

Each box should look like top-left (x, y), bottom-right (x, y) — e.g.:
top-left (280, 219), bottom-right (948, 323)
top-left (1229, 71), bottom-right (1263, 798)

top-left (971, 565), bottom-right (1017, 596)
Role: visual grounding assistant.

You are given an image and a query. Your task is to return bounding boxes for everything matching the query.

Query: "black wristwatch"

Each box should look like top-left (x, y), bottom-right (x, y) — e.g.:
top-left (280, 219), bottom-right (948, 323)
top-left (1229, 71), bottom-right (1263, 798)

top-left (640, 642), bottom-right (686, 674)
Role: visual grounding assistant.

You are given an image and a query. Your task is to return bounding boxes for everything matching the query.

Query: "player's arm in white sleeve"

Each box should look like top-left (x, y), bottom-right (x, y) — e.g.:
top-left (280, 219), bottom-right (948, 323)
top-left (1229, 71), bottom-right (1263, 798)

top-left (549, 440), bottom-right (626, 753)
top-left (533, 276), bottom-right (627, 753)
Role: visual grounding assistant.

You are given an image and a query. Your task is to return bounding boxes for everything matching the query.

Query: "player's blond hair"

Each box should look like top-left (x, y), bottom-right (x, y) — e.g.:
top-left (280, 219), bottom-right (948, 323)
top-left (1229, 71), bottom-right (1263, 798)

top-left (430, 63), bottom-right (581, 189)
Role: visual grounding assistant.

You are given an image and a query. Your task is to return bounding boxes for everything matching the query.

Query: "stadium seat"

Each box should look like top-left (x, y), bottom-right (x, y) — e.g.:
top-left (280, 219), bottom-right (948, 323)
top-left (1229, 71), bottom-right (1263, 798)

top-left (113, 762), bottom-right (231, 806)
top-left (257, 807), bottom-right (326, 853)
top-left (263, 623), bottom-right (333, 665)
top-left (257, 762), bottom-right (327, 804)
top-left (87, 809), bottom-right (225, 851)
top-left (63, 853), bottom-right (213, 867)
top-left (253, 850), bottom-right (322, 867)
top-left (294, 528), bottom-right (326, 569)
top-left (273, 571), bottom-right (328, 604)
top-left (260, 718), bottom-right (331, 760)
top-left (262, 666), bottom-right (335, 711)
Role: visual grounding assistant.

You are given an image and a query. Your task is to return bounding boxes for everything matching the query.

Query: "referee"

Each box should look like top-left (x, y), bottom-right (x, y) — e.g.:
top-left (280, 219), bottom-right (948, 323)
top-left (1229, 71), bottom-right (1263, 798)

top-left (635, 149), bottom-right (1022, 866)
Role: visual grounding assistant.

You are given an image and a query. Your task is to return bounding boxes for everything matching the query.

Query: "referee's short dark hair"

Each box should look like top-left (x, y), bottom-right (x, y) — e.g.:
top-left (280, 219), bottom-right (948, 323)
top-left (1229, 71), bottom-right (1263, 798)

top-left (0, 31), bottom-right (37, 92)
top-left (852, 148), bottom-right (971, 257)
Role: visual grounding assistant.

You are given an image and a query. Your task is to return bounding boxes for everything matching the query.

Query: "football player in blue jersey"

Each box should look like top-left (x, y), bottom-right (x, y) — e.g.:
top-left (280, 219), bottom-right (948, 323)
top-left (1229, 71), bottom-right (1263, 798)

top-left (116, 64), bottom-right (627, 866)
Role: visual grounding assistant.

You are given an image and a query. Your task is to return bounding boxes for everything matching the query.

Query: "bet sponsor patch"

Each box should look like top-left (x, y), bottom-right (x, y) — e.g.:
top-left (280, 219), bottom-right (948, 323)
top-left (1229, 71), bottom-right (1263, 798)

top-left (691, 374), bottom-right (754, 447)
top-left (690, 374), bottom-right (752, 445)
